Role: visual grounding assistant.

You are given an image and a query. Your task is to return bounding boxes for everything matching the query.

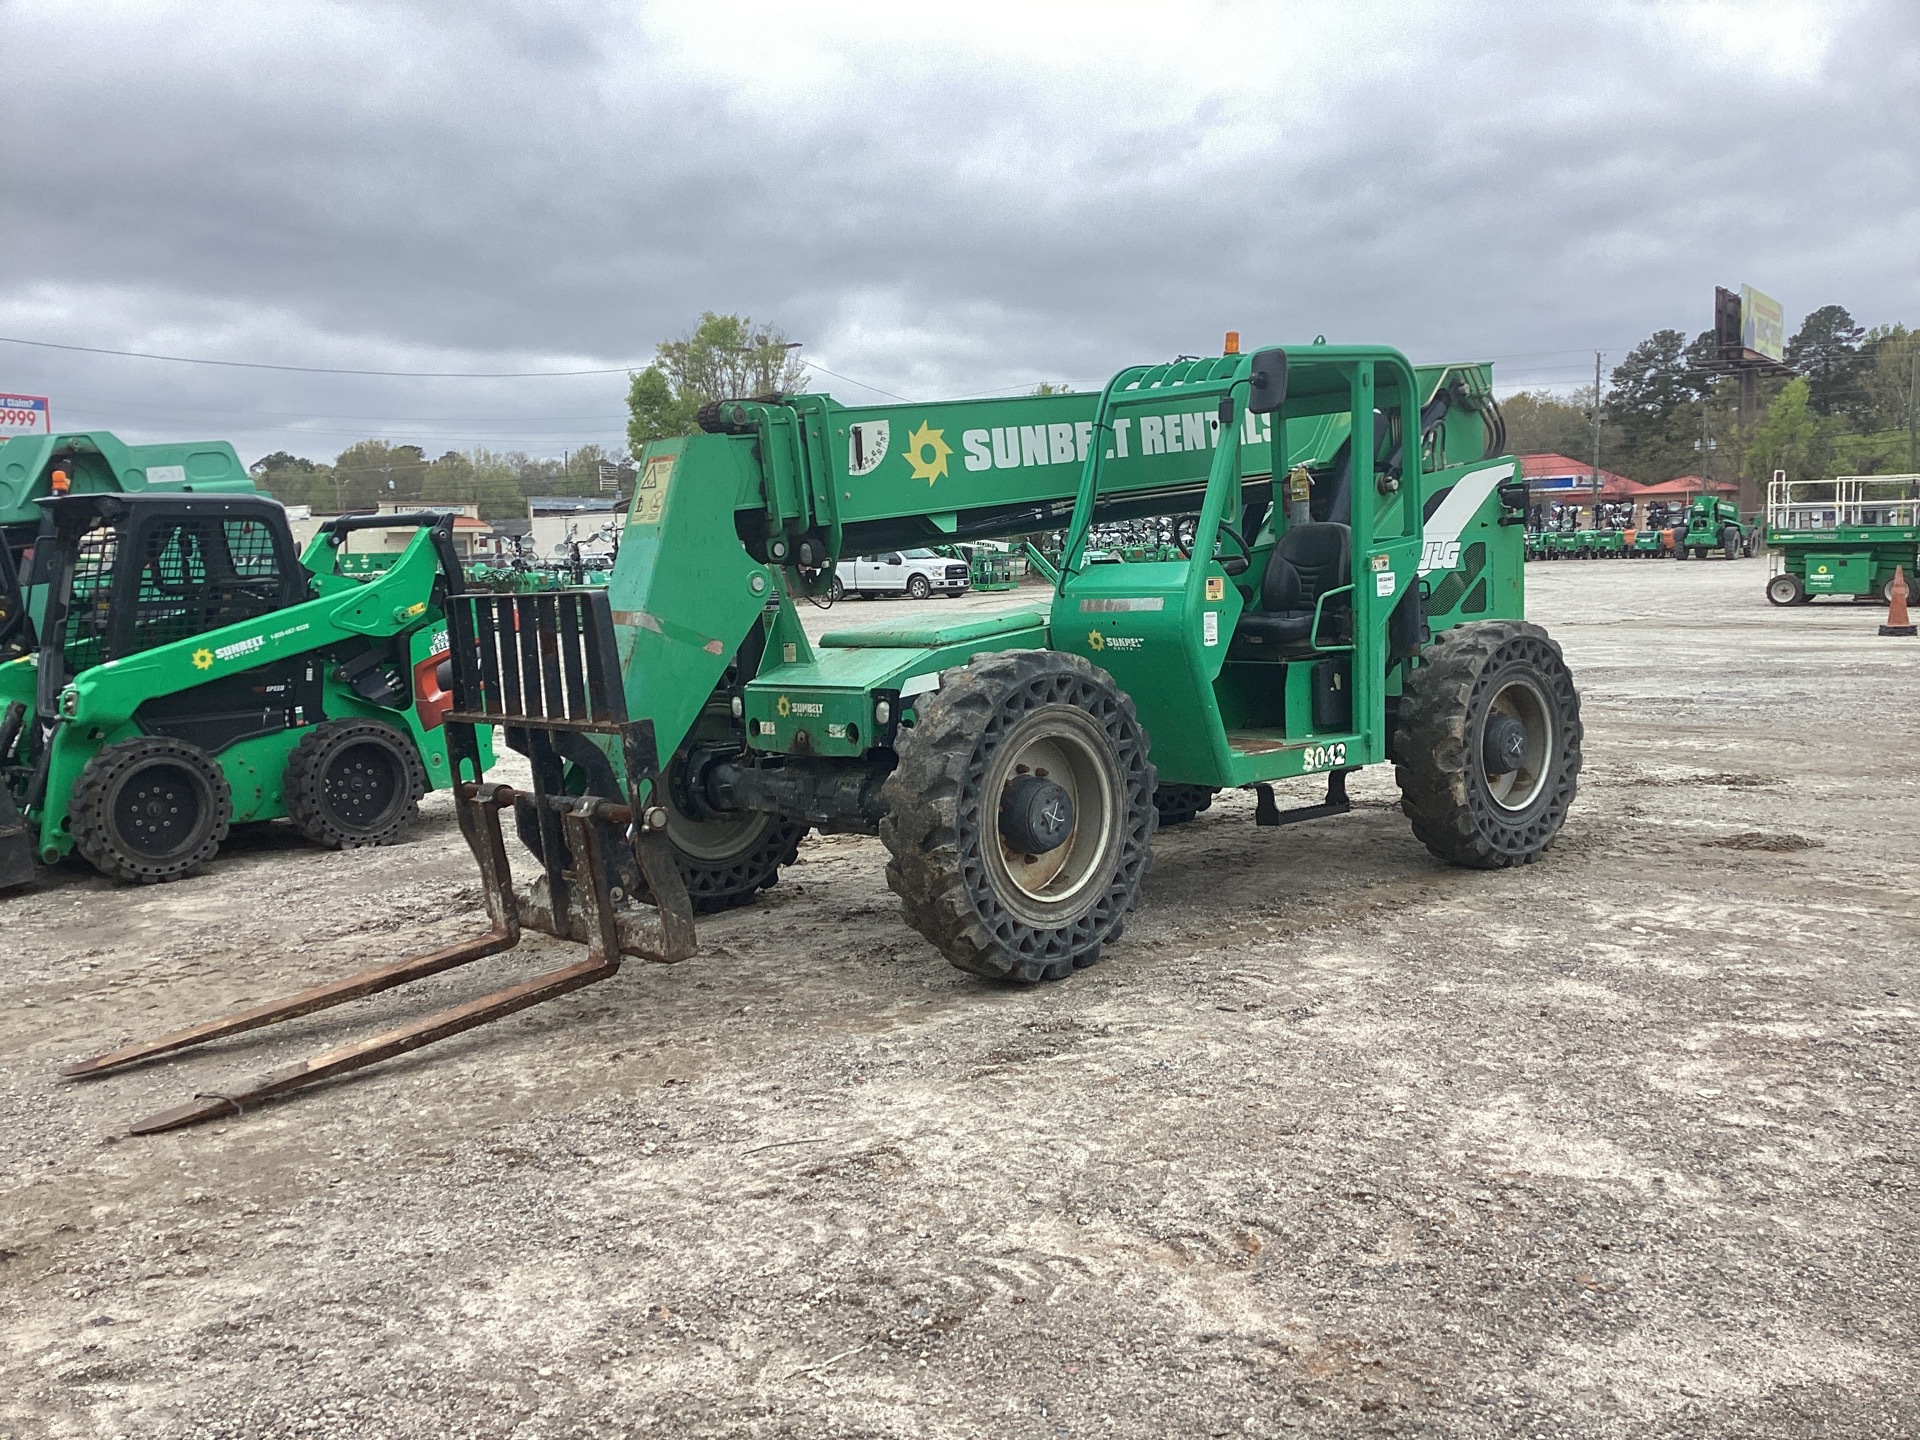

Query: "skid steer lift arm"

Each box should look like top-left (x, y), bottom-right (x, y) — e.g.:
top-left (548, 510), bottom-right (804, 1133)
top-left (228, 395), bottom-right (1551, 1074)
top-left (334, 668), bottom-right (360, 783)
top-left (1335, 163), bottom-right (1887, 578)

top-left (61, 589), bottom-right (696, 1133)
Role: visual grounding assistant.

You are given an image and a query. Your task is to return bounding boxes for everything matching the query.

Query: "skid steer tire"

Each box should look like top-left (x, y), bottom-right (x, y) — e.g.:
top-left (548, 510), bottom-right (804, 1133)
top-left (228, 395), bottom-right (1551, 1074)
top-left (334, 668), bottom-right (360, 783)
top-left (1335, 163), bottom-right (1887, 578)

top-left (1153, 783), bottom-right (1218, 827)
top-left (880, 649), bottom-right (1156, 983)
top-left (1394, 621), bottom-right (1581, 870)
top-left (70, 737), bottom-right (231, 884)
top-left (284, 719), bottom-right (427, 849)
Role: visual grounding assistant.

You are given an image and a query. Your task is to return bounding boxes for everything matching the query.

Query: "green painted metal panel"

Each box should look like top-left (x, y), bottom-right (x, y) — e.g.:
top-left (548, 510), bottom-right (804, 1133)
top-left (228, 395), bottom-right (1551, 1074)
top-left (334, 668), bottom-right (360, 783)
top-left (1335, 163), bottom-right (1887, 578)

top-left (817, 609), bottom-right (1048, 649)
top-left (1803, 551), bottom-right (1870, 594)
top-left (0, 431), bottom-right (255, 527)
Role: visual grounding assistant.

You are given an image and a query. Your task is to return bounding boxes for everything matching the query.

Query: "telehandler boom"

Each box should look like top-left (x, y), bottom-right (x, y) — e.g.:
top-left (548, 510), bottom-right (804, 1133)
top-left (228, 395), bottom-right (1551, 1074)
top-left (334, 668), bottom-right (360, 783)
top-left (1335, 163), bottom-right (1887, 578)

top-left (68, 341), bottom-right (1582, 1132)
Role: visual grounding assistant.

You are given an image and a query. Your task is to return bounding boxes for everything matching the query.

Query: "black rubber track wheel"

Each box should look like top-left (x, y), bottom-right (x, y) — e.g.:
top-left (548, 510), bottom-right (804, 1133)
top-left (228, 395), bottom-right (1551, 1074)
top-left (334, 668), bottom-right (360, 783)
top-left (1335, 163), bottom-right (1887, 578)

top-left (284, 719), bottom-right (427, 849)
top-left (513, 761), bottom-right (806, 916)
top-left (70, 736), bottom-right (231, 884)
top-left (879, 649), bottom-right (1156, 982)
top-left (657, 813), bottom-right (807, 914)
top-left (1394, 620), bottom-right (1582, 869)
top-left (1153, 783), bottom-right (1218, 827)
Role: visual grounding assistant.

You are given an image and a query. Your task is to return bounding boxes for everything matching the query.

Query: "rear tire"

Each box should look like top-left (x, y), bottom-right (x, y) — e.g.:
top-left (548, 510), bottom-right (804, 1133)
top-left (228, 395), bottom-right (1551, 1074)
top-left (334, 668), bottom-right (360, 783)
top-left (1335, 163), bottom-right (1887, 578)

top-left (284, 719), bottom-right (427, 849)
top-left (1721, 526), bottom-right (1741, 560)
top-left (1395, 621), bottom-right (1582, 869)
top-left (880, 650), bottom-right (1155, 982)
top-left (1766, 572), bottom-right (1805, 606)
top-left (1153, 783), bottom-right (1218, 827)
top-left (70, 737), bottom-right (231, 884)
top-left (829, 575), bottom-right (846, 602)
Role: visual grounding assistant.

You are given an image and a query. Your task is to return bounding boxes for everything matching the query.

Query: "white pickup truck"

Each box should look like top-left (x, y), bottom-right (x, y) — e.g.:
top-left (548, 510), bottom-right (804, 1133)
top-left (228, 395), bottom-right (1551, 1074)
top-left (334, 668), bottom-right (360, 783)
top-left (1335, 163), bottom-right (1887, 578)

top-left (829, 548), bottom-right (971, 600)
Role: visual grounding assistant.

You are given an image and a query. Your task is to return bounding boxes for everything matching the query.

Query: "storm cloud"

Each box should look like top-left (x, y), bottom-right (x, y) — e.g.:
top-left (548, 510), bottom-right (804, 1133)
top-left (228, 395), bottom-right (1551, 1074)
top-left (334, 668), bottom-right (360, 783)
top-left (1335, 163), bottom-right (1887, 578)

top-left (2, 0), bottom-right (1915, 463)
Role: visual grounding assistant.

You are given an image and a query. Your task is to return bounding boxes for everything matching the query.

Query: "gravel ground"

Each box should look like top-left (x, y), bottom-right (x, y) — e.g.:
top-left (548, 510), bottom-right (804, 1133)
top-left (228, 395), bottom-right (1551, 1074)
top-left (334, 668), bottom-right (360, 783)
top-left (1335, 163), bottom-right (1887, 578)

top-left (2, 556), bottom-right (1916, 1439)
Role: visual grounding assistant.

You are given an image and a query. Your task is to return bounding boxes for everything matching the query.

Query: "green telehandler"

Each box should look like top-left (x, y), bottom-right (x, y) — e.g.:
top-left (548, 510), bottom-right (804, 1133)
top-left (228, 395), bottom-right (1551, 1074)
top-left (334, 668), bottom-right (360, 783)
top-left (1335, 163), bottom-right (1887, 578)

top-left (0, 494), bottom-right (488, 890)
top-left (65, 341), bottom-right (1583, 1134)
top-left (1671, 494), bottom-right (1754, 560)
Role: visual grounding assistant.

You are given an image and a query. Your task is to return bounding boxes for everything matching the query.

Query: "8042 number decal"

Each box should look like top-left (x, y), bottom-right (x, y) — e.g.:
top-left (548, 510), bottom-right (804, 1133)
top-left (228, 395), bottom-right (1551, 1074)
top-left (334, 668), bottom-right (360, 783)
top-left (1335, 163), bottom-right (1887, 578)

top-left (1303, 742), bottom-right (1348, 771)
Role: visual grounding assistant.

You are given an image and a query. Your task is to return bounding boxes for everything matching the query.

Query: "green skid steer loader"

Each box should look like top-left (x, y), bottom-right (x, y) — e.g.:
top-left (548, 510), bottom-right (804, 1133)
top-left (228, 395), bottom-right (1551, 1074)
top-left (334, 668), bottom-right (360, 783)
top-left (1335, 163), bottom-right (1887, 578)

top-left (64, 341), bottom-right (1584, 1134)
top-left (0, 494), bottom-right (487, 888)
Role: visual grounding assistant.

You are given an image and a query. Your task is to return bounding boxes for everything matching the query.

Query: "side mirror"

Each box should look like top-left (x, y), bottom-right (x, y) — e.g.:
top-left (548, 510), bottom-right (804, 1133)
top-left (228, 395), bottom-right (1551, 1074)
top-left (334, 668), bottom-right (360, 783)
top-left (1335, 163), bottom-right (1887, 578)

top-left (1498, 480), bottom-right (1529, 511)
top-left (1246, 347), bottom-right (1288, 414)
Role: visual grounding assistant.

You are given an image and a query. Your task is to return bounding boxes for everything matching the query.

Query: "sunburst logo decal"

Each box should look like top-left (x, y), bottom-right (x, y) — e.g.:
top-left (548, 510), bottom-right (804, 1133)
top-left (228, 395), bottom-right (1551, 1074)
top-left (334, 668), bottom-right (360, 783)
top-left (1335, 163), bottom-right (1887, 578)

top-left (1087, 630), bottom-right (1105, 651)
top-left (776, 695), bottom-right (792, 717)
top-left (191, 647), bottom-right (215, 670)
top-left (903, 421), bottom-right (952, 486)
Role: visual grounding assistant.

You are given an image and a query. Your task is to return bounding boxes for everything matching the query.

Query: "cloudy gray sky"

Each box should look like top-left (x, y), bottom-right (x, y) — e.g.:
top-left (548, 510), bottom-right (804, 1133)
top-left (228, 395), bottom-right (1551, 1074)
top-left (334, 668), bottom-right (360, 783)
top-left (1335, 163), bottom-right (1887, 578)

top-left (2, 0), bottom-right (1915, 465)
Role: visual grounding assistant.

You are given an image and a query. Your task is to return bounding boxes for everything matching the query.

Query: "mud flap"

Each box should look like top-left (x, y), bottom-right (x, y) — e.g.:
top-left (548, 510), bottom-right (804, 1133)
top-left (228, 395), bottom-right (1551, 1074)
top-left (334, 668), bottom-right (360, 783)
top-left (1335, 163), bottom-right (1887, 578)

top-left (0, 787), bottom-right (34, 890)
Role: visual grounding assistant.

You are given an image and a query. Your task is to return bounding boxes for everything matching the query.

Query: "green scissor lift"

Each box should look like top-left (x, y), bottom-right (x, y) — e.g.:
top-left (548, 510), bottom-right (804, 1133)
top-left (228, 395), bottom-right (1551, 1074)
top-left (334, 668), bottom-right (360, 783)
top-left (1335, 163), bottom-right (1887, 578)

top-left (1764, 473), bottom-right (1920, 605)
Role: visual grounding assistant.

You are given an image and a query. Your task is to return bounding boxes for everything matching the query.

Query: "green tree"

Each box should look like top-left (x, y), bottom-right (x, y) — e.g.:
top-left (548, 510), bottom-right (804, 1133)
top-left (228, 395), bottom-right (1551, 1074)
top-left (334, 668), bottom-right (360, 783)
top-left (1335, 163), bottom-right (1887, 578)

top-left (626, 312), bottom-right (807, 452)
top-left (1501, 390), bottom-right (1613, 462)
top-left (1751, 377), bottom-right (1847, 482)
top-left (1786, 304), bottom-right (1867, 419)
top-left (248, 451), bottom-right (331, 508)
top-left (420, 447), bottom-right (526, 521)
top-left (1861, 325), bottom-right (1919, 467)
top-left (332, 440), bottom-right (428, 511)
top-left (1608, 329), bottom-right (1706, 464)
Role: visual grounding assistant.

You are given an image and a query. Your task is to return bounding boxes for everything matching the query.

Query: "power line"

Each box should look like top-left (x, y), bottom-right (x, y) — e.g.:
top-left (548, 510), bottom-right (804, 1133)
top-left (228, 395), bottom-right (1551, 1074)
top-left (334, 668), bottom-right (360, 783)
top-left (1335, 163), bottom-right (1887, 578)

top-left (0, 331), bottom-right (915, 402)
top-left (0, 333), bottom-right (637, 378)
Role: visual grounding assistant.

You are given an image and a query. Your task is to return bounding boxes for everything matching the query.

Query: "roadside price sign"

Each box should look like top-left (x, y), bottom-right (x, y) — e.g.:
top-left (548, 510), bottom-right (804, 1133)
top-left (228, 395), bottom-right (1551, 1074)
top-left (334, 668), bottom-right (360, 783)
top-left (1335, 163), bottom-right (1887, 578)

top-left (0, 394), bottom-right (51, 436)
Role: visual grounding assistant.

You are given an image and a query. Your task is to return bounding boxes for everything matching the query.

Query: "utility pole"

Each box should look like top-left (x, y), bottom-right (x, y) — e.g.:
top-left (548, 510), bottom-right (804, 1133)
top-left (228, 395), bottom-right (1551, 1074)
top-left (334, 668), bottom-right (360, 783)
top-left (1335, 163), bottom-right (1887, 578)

top-left (1590, 351), bottom-right (1603, 523)
top-left (1909, 344), bottom-right (1917, 473)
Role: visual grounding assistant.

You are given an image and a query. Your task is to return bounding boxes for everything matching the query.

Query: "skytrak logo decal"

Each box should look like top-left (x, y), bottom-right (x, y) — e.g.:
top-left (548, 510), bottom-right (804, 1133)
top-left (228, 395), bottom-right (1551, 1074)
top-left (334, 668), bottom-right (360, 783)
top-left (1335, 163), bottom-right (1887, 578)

top-left (903, 421), bottom-right (952, 485)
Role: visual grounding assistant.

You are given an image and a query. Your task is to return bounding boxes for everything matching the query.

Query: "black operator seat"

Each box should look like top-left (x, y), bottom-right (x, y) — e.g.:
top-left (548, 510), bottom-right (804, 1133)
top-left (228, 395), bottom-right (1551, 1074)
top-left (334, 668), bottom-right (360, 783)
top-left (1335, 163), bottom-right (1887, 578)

top-left (1226, 409), bottom-right (1389, 660)
top-left (1227, 522), bottom-right (1351, 657)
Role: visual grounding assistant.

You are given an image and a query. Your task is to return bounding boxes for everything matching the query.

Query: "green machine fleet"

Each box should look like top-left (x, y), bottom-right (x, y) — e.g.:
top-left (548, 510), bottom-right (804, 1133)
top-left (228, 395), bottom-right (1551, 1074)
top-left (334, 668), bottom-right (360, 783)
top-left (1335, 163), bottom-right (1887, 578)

top-left (0, 431), bottom-right (482, 888)
top-left (64, 339), bottom-right (1589, 1133)
top-left (1763, 472), bottom-right (1920, 606)
top-left (1527, 496), bottom-right (1757, 562)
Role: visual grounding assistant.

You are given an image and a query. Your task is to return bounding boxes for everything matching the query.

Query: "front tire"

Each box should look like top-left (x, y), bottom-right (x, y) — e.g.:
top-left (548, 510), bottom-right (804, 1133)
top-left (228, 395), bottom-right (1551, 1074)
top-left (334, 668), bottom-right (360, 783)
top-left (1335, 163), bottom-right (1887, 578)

top-left (1395, 621), bottom-right (1582, 869)
top-left (284, 719), bottom-right (427, 849)
top-left (880, 650), bottom-right (1156, 982)
top-left (1153, 783), bottom-right (1218, 827)
top-left (70, 737), bottom-right (231, 883)
top-left (1721, 526), bottom-right (1741, 560)
top-left (906, 573), bottom-right (932, 600)
top-left (1766, 572), bottom-right (1805, 606)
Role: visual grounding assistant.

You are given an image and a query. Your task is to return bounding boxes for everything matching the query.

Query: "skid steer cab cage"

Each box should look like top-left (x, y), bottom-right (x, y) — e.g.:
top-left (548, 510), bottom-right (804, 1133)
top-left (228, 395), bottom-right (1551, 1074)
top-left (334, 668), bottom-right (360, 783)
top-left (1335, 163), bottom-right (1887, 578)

top-left (61, 587), bottom-right (697, 1135)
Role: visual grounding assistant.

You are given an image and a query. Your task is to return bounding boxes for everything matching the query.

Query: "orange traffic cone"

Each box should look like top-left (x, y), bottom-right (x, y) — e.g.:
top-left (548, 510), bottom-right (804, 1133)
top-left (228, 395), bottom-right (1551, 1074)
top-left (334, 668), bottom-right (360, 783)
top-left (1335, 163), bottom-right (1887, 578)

top-left (1880, 565), bottom-right (1916, 637)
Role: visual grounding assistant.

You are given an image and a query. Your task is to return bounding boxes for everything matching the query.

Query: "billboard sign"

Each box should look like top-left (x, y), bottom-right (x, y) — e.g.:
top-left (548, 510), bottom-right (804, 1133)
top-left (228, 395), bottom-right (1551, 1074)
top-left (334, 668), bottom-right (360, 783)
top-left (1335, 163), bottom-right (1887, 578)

top-left (0, 394), bottom-right (51, 437)
top-left (1740, 285), bottom-right (1785, 364)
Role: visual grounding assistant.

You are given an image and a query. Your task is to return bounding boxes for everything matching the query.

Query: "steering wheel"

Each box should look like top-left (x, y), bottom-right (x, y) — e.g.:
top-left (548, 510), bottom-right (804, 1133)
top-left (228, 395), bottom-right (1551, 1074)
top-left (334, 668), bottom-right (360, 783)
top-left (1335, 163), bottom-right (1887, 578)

top-left (1174, 516), bottom-right (1252, 577)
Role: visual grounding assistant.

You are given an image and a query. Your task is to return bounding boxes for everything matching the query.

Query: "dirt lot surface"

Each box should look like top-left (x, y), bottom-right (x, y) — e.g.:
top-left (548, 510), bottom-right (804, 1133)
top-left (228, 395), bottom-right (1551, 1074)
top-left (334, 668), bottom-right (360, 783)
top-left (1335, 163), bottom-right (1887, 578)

top-left (3, 557), bottom-right (1916, 1439)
